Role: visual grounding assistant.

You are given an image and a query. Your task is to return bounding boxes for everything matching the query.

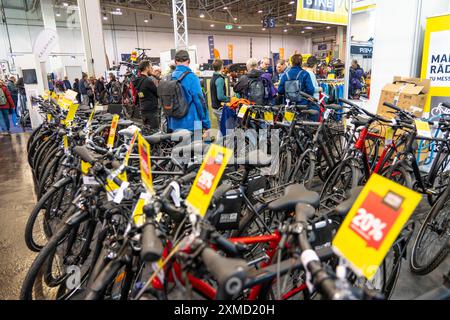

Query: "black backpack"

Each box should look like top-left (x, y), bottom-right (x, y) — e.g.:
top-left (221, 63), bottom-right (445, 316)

top-left (157, 71), bottom-right (190, 118)
top-left (284, 70), bottom-right (303, 102)
top-left (247, 77), bottom-right (270, 105)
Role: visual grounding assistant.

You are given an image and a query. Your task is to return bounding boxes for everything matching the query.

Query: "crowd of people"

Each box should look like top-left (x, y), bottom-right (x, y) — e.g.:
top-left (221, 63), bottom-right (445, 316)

top-left (0, 75), bottom-right (23, 136)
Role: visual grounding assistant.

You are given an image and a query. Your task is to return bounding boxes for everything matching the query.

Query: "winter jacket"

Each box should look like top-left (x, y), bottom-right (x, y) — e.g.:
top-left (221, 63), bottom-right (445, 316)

top-left (233, 69), bottom-right (278, 101)
top-left (167, 65), bottom-right (211, 133)
top-left (79, 79), bottom-right (88, 95)
top-left (0, 85), bottom-right (16, 109)
top-left (278, 66), bottom-right (315, 105)
top-left (133, 75), bottom-right (158, 112)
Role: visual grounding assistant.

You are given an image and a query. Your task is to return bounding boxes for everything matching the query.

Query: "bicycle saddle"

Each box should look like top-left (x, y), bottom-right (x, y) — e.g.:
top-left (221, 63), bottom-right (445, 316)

top-left (234, 150), bottom-right (272, 167)
top-left (352, 116), bottom-right (370, 128)
top-left (335, 187), bottom-right (363, 217)
top-left (268, 183), bottom-right (320, 212)
top-left (144, 130), bottom-right (192, 145)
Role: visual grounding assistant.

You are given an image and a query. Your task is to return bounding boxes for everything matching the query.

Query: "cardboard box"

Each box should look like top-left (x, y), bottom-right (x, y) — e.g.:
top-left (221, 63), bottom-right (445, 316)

top-left (377, 76), bottom-right (430, 119)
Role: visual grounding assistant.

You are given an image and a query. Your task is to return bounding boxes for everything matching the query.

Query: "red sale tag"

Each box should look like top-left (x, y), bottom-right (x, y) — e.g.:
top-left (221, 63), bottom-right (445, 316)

top-left (349, 191), bottom-right (403, 250)
top-left (196, 155), bottom-right (222, 194)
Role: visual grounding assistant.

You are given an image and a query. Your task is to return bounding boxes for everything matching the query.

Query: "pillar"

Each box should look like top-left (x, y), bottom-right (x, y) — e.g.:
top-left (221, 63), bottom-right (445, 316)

top-left (40, 0), bottom-right (63, 77)
top-left (77, 0), bottom-right (108, 77)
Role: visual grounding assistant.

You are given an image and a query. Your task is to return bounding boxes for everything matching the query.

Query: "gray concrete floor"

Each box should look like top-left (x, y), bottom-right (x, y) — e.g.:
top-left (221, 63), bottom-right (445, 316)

top-left (0, 133), bottom-right (448, 300)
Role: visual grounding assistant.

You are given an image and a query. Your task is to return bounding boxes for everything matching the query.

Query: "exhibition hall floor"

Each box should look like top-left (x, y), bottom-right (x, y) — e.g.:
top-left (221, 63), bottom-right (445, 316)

top-left (0, 133), bottom-right (448, 300)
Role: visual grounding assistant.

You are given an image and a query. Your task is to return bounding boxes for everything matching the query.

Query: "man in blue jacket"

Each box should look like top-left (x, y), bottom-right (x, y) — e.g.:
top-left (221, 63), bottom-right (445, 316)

top-left (278, 54), bottom-right (318, 121)
top-left (168, 50), bottom-right (211, 135)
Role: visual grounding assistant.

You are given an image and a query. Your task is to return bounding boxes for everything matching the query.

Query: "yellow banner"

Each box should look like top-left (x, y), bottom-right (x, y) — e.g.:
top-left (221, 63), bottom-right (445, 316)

top-left (279, 48), bottom-right (285, 60)
top-left (107, 114), bottom-right (120, 149)
top-left (227, 44), bottom-right (234, 60)
top-left (420, 14), bottom-right (450, 114)
top-left (185, 145), bottom-right (232, 217)
top-left (296, 0), bottom-right (349, 26)
top-left (332, 174), bottom-right (421, 280)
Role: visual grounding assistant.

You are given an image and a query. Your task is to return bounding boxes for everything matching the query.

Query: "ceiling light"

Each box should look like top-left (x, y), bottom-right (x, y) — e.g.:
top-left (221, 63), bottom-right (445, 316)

top-left (62, 2), bottom-right (69, 6)
top-left (286, 22), bottom-right (290, 25)
top-left (223, 6), bottom-right (228, 10)
top-left (116, 8), bottom-right (121, 11)
top-left (326, 26), bottom-right (331, 29)
top-left (238, 25), bottom-right (242, 29)
top-left (56, 11), bottom-right (61, 17)
top-left (210, 24), bottom-right (215, 27)
top-left (283, 29), bottom-right (288, 32)
top-left (199, 13), bottom-right (205, 18)
top-left (144, 19), bottom-right (149, 23)
top-left (288, 13), bottom-right (293, 17)
top-left (301, 30), bottom-right (305, 33)
top-left (103, 15), bottom-right (108, 20)
top-left (262, 27), bottom-right (266, 31)
top-left (289, 1), bottom-right (295, 4)
top-left (304, 26), bottom-right (313, 30)
top-left (258, 10), bottom-right (263, 13)
top-left (233, 17), bottom-right (238, 21)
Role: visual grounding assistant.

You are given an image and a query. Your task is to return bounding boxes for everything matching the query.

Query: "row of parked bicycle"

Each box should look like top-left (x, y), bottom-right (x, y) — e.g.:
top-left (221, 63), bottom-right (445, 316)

top-left (20, 93), bottom-right (449, 300)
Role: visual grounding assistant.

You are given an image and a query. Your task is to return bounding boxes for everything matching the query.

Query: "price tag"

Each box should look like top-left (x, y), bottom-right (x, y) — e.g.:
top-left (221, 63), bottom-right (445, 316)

top-left (283, 111), bottom-right (295, 124)
top-left (64, 89), bottom-right (78, 102)
top-left (238, 105), bottom-right (249, 118)
top-left (118, 130), bottom-right (138, 182)
top-left (264, 112), bottom-right (274, 125)
top-left (137, 133), bottom-right (154, 195)
top-left (131, 193), bottom-right (148, 227)
top-left (251, 111), bottom-right (257, 119)
top-left (43, 90), bottom-right (50, 100)
top-left (81, 160), bottom-right (92, 175)
top-left (385, 127), bottom-right (394, 145)
top-left (332, 174), bottom-right (421, 280)
top-left (107, 114), bottom-right (120, 149)
top-left (85, 109), bottom-right (95, 129)
top-left (131, 50), bottom-right (138, 62)
top-left (185, 144), bottom-right (232, 217)
top-left (47, 114), bottom-right (53, 123)
top-left (323, 109), bottom-right (332, 120)
top-left (415, 120), bottom-right (431, 139)
top-left (65, 103), bottom-right (79, 127)
top-left (63, 135), bottom-right (69, 154)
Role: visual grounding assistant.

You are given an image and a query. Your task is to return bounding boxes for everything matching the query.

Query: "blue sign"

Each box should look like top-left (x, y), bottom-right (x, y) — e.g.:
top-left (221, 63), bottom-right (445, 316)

top-left (263, 17), bottom-right (276, 29)
top-left (303, 0), bottom-right (336, 12)
top-left (351, 45), bottom-right (373, 57)
top-left (208, 36), bottom-right (215, 59)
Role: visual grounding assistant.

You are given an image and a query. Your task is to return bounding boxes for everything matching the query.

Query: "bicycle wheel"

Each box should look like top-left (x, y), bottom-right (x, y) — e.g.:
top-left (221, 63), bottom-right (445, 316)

top-left (320, 158), bottom-right (360, 211)
top-left (381, 164), bottom-right (413, 189)
top-left (25, 180), bottom-right (74, 252)
top-left (292, 149), bottom-right (315, 189)
top-left (410, 191), bottom-right (450, 275)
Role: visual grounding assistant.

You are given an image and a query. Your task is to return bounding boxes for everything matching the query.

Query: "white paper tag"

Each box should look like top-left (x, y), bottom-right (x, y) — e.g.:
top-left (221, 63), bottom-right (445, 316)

top-left (113, 181), bottom-right (130, 204)
top-left (169, 181), bottom-right (181, 207)
top-left (83, 176), bottom-right (99, 185)
top-left (323, 109), bottom-right (331, 120)
top-left (301, 249), bottom-right (320, 293)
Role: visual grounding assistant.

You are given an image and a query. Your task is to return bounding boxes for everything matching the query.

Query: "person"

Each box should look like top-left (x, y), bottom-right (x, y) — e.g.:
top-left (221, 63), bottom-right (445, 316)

top-left (0, 80), bottom-right (16, 135)
top-left (7, 76), bottom-right (18, 110)
top-left (15, 77), bottom-right (26, 117)
top-left (73, 78), bottom-right (80, 103)
top-left (260, 57), bottom-right (273, 75)
top-left (233, 58), bottom-right (277, 105)
top-left (349, 59), bottom-right (364, 99)
top-left (106, 73), bottom-right (121, 104)
top-left (278, 54), bottom-right (317, 120)
top-left (88, 76), bottom-right (96, 106)
top-left (304, 56), bottom-right (322, 100)
top-left (63, 76), bottom-right (72, 91)
top-left (152, 66), bottom-right (162, 86)
top-left (166, 50), bottom-right (210, 134)
top-left (210, 59), bottom-right (230, 110)
top-left (95, 76), bottom-right (107, 104)
top-left (273, 59), bottom-right (287, 84)
top-left (79, 73), bottom-right (89, 106)
top-left (133, 60), bottom-right (160, 133)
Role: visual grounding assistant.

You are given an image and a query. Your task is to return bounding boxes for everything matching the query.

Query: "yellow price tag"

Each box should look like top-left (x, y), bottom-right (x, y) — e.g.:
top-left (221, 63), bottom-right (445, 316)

top-left (251, 111), bottom-right (257, 119)
top-left (47, 114), bottom-right (53, 122)
top-left (385, 127), bottom-right (394, 145)
top-left (185, 144), bottom-right (232, 217)
top-left (43, 90), bottom-right (50, 100)
top-left (137, 133), bottom-right (154, 195)
top-left (65, 103), bottom-right (79, 127)
top-left (264, 112), bottom-right (274, 125)
top-left (131, 194), bottom-right (147, 227)
top-left (81, 160), bottom-right (92, 175)
top-left (118, 130), bottom-right (139, 182)
top-left (332, 174), bottom-right (421, 280)
top-left (63, 135), bottom-right (69, 154)
top-left (283, 111), bottom-right (295, 124)
top-left (415, 120), bottom-right (431, 139)
top-left (86, 109), bottom-right (95, 129)
top-left (238, 105), bottom-right (249, 119)
top-left (107, 114), bottom-right (120, 149)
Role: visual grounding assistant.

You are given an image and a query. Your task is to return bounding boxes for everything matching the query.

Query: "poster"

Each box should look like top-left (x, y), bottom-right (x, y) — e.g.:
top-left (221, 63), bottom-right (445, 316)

top-left (296, 0), bottom-right (349, 26)
top-left (420, 14), bottom-right (450, 115)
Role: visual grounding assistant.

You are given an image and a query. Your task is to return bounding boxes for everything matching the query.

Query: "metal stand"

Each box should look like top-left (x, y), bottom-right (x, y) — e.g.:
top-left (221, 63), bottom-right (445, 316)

top-left (172, 0), bottom-right (189, 50)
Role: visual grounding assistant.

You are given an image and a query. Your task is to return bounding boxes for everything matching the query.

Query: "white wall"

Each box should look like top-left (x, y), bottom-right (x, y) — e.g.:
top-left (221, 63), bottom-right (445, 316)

top-left (351, 10), bottom-right (376, 42)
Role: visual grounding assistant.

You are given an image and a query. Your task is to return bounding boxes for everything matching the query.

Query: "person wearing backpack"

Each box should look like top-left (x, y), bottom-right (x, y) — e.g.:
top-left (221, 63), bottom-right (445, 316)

top-left (278, 54), bottom-right (317, 121)
top-left (134, 60), bottom-right (160, 133)
top-left (79, 73), bottom-right (89, 106)
top-left (234, 58), bottom-right (277, 105)
top-left (0, 80), bottom-right (16, 135)
top-left (107, 73), bottom-right (122, 104)
top-left (158, 50), bottom-right (210, 135)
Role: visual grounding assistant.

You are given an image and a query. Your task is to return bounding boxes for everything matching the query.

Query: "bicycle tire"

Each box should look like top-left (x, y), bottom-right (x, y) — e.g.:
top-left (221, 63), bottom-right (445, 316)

top-left (410, 192), bottom-right (450, 275)
top-left (381, 164), bottom-right (413, 189)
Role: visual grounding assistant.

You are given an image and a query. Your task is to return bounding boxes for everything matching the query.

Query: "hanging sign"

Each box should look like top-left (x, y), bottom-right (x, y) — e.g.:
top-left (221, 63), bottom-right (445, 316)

top-left (420, 14), bottom-right (450, 115)
top-left (137, 133), bottom-right (154, 195)
top-left (130, 50), bottom-right (138, 62)
top-left (279, 48), bottom-right (285, 60)
top-left (185, 145), bottom-right (232, 217)
top-left (33, 29), bottom-right (59, 63)
top-left (332, 174), bottom-right (421, 280)
top-left (107, 114), bottom-right (120, 149)
top-left (296, 0), bottom-right (349, 26)
top-left (227, 44), bottom-right (234, 61)
top-left (208, 36), bottom-right (215, 60)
